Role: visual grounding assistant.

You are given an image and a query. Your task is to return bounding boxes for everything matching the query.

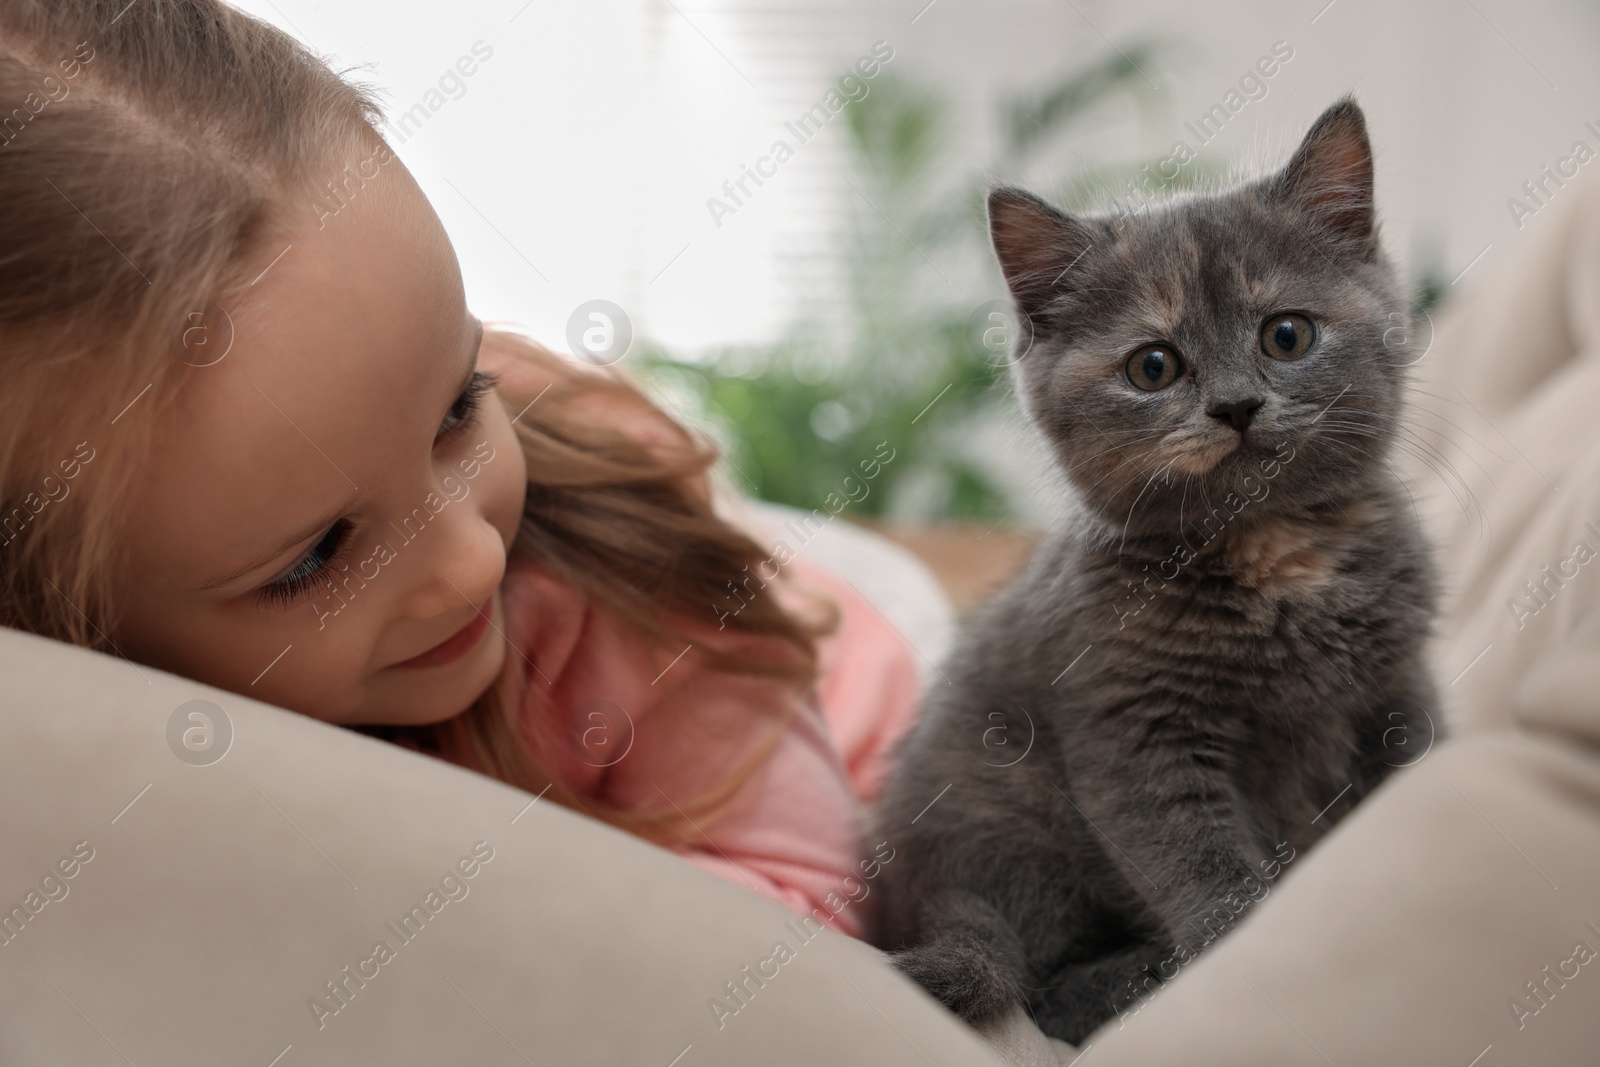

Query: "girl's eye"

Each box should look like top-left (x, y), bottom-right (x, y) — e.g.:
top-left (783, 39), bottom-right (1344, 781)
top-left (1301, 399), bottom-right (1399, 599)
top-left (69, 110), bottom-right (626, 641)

top-left (258, 519), bottom-right (354, 607)
top-left (1261, 312), bottom-right (1316, 359)
top-left (252, 370), bottom-right (497, 609)
top-left (1125, 344), bottom-right (1183, 391)
top-left (438, 370), bottom-right (499, 441)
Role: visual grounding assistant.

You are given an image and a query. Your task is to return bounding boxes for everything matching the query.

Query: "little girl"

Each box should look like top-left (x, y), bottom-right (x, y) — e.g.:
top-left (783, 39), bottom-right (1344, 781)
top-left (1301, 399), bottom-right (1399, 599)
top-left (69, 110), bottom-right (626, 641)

top-left (0, 0), bottom-right (921, 938)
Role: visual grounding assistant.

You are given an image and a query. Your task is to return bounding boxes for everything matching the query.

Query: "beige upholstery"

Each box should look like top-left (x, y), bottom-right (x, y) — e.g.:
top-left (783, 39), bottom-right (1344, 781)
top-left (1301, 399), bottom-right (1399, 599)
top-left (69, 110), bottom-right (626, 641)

top-left (0, 621), bottom-right (1010, 1065)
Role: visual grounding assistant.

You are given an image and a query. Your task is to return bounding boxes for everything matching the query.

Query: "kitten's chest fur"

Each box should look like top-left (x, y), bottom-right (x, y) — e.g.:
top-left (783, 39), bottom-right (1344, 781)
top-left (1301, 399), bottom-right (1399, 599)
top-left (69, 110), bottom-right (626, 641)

top-left (984, 490), bottom-right (1432, 847)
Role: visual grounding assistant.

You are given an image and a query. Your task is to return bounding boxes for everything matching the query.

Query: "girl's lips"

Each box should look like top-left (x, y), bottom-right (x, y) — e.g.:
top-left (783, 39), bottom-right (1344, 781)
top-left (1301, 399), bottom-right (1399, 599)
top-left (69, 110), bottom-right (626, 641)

top-left (392, 598), bottom-right (493, 670)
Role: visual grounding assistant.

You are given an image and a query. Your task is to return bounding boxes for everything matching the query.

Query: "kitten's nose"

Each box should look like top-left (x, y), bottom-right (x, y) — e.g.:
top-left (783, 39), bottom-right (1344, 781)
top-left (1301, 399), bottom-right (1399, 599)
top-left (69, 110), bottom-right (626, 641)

top-left (1208, 396), bottom-right (1263, 433)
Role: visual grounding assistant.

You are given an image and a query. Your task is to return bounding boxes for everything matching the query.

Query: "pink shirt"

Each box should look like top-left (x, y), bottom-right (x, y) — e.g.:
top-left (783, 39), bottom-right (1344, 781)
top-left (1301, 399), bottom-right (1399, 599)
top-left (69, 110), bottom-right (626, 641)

top-left (498, 548), bottom-right (921, 938)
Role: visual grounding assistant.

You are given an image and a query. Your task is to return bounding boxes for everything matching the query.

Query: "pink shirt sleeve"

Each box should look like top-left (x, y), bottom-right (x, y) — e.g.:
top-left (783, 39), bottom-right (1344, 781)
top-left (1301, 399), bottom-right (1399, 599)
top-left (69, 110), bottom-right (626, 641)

top-left (484, 359), bottom-right (923, 936)
top-left (500, 558), bottom-right (881, 937)
top-left (613, 665), bottom-right (873, 937)
top-left (785, 556), bottom-right (923, 806)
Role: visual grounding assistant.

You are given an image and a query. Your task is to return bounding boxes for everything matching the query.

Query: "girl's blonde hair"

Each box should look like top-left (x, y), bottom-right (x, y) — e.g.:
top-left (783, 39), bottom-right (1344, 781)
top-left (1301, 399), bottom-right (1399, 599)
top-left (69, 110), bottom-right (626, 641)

top-left (0, 0), bottom-right (827, 846)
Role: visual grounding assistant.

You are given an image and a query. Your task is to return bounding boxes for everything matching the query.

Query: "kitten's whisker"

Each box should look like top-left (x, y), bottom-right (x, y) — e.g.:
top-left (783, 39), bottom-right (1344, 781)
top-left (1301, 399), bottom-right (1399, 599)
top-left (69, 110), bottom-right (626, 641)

top-left (1119, 456), bottom-right (1180, 557)
top-left (1079, 441), bottom-right (1164, 495)
top-left (1315, 418), bottom-right (1486, 523)
top-left (1060, 438), bottom-right (1156, 479)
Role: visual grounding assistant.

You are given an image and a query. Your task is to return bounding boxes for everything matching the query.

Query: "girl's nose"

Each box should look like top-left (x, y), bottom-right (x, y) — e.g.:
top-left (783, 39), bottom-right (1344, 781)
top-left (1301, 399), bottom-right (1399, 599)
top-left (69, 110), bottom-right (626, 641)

top-left (394, 504), bottom-right (506, 622)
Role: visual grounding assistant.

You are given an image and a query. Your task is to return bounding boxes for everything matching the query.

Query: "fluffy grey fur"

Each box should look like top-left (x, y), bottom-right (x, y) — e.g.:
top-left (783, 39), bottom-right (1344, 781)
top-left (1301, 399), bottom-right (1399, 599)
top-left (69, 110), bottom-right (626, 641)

top-left (868, 99), bottom-right (1441, 1045)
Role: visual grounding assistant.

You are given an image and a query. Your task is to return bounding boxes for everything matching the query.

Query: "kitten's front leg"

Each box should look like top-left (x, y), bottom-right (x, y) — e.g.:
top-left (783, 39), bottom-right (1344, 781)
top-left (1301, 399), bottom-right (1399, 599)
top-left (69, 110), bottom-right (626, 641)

top-left (1064, 728), bottom-right (1267, 956)
top-left (1031, 880), bottom-right (1270, 1045)
top-left (1034, 940), bottom-right (1176, 1045)
top-left (1347, 678), bottom-right (1443, 806)
top-left (889, 887), bottom-right (1031, 1023)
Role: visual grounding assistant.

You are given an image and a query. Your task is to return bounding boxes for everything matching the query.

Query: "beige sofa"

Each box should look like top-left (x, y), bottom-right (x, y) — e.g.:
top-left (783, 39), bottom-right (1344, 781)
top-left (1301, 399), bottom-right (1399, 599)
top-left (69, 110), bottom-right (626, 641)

top-left (0, 623), bottom-right (1016, 1066)
top-left (6, 170), bottom-right (1600, 1063)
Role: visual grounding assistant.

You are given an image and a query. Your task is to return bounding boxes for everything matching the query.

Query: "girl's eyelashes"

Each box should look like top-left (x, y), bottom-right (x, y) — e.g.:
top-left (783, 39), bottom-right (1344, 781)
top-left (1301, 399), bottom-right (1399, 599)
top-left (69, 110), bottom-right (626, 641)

top-left (257, 518), bottom-right (355, 607)
top-left (254, 370), bottom-right (497, 609)
top-left (437, 370), bottom-right (499, 442)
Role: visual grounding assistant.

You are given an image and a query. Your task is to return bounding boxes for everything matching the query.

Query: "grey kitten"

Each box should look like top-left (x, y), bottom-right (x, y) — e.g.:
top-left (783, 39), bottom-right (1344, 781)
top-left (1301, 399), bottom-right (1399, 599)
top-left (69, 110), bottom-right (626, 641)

top-left (868, 98), bottom-right (1441, 1045)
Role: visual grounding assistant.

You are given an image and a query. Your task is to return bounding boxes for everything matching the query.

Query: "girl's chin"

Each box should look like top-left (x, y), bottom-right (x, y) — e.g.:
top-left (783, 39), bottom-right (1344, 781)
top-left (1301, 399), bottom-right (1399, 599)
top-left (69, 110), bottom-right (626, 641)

top-left (429, 623), bottom-right (509, 721)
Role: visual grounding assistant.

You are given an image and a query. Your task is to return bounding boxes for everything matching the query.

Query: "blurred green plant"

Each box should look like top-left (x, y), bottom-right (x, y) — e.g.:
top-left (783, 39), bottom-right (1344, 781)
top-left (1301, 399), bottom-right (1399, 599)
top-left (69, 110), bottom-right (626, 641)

top-left (638, 40), bottom-right (1209, 522)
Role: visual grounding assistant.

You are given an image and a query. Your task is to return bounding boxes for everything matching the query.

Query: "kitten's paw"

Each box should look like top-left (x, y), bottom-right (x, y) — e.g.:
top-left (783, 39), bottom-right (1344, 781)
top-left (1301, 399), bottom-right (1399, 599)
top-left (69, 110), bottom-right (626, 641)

top-left (890, 937), bottom-right (1025, 1023)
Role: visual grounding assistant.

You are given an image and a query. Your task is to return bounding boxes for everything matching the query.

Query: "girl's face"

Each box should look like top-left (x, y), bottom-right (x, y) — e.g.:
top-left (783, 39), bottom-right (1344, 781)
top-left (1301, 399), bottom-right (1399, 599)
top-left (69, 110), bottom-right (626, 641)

top-left (110, 150), bottom-right (528, 726)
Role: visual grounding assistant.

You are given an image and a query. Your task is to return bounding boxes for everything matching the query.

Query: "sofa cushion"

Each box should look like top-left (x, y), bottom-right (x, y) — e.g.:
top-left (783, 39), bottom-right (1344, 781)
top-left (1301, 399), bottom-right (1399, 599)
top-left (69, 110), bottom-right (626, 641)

top-left (0, 625), bottom-right (1005, 1066)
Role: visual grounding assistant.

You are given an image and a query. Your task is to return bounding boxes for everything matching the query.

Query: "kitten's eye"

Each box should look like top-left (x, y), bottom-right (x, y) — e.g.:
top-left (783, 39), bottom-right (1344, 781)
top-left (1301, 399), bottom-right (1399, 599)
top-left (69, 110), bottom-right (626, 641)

top-left (1125, 344), bottom-right (1183, 391)
top-left (1261, 313), bottom-right (1315, 360)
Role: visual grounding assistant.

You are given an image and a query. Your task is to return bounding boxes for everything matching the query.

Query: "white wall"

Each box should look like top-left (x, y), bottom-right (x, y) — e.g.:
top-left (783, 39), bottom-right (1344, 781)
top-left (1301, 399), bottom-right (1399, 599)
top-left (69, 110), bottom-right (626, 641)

top-left (230, 0), bottom-right (1600, 353)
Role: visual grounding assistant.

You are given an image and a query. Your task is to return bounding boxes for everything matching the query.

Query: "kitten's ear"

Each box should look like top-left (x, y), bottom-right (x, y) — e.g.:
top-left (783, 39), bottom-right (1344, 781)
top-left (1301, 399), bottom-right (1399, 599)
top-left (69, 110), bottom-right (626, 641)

top-left (988, 187), bottom-right (1094, 319)
top-left (1269, 97), bottom-right (1375, 250)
